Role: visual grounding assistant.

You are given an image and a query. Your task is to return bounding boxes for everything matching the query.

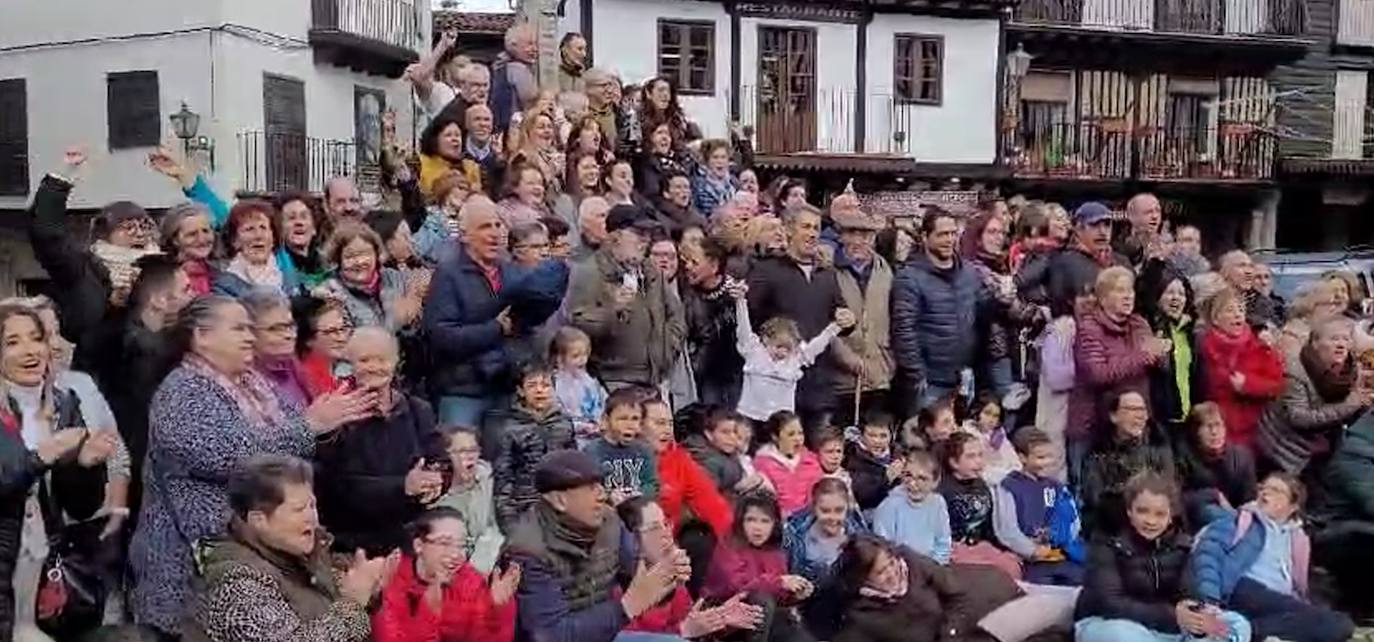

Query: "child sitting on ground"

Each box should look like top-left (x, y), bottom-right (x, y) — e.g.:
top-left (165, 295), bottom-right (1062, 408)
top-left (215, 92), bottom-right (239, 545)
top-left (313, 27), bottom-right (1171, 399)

top-left (730, 281), bottom-right (854, 423)
top-left (961, 393), bottom-right (1021, 483)
top-left (940, 432), bottom-right (1023, 581)
top-left (1176, 402), bottom-right (1257, 529)
top-left (911, 397), bottom-right (959, 453)
top-left (873, 448), bottom-right (951, 564)
top-left (994, 428), bottom-right (1085, 586)
top-left (815, 425), bottom-right (854, 495)
top-left (753, 410), bottom-right (824, 516)
top-left (583, 387), bottom-right (660, 504)
top-left (684, 408), bottom-right (769, 499)
top-left (845, 410), bottom-right (903, 513)
top-left (551, 326), bottom-right (607, 447)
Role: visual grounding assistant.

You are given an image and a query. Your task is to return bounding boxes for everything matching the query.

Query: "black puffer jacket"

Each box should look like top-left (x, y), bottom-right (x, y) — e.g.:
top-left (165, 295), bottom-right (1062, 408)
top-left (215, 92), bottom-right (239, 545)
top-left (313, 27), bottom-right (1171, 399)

top-left (891, 254), bottom-right (989, 389)
top-left (682, 433), bottom-right (743, 496)
top-left (313, 393), bottom-right (449, 556)
top-left (1075, 530), bottom-right (1194, 634)
top-left (682, 280), bottom-right (743, 409)
top-left (844, 442), bottom-right (896, 512)
top-left (1081, 435), bottom-right (1174, 536)
top-left (492, 403), bottom-right (576, 533)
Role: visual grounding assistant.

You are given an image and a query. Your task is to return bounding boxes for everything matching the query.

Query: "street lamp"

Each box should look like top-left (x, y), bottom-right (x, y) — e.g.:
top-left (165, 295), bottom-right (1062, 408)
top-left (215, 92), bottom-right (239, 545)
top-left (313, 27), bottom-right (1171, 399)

top-left (1006, 43), bottom-right (1033, 81)
top-left (1002, 44), bottom-right (1034, 163)
top-left (169, 102), bottom-right (215, 171)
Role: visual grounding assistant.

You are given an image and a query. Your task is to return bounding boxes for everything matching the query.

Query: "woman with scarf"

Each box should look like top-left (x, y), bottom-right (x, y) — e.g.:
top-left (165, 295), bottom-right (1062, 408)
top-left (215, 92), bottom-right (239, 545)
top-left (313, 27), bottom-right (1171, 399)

top-left (212, 200), bottom-right (300, 297)
top-left (273, 190), bottom-right (332, 289)
top-left (242, 289), bottom-right (312, 409)
top-left (129, 295), bottom-right (375, 637)
top-left (558, 32), bottom-right (587, 92)
top-left (641, 77), bottom-right (701, 147)
top-left (1136, 261), bottom-right (1200, 436)
top-left (497, 163), bottom-right (553, 230)
top-left (158, 202), bottom-right (219, 296)
top-left (1070, 267), bottom-right (1171, 459)
top-left (315, 222), bottom-right (423, 333)
top-left (638, 120), bottom-right (696, 202)
top-left (1257, 316), bottom-right (1372, 478)
top-left (960, 212), bottom-right (1043, 402)
top-left (294, 296), bottom-right (353, 399)
top-left (1199, 288), bottom-right (1284, 451)
top-left (0, 304), bottom-right (117, 642)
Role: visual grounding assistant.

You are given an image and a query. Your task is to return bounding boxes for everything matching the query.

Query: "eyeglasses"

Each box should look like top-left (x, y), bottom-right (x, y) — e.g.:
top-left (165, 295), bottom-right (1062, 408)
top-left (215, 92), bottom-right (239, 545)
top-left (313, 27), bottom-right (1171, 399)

top-left (115, 218), bottom-right (156, 233)
top-left (258, 322), bottom-right (296, 335)
top-left (448, 446), bottom-right (480, 456)
top-left (422, 536), bottom-right (467, 551)
top-left (317, 325), bottom-right (351, 338)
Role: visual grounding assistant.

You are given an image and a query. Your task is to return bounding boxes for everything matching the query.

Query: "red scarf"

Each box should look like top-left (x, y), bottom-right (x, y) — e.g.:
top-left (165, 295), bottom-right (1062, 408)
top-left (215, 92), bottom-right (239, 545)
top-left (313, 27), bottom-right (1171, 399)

top-left (183, 260), bottom-right (212, 295)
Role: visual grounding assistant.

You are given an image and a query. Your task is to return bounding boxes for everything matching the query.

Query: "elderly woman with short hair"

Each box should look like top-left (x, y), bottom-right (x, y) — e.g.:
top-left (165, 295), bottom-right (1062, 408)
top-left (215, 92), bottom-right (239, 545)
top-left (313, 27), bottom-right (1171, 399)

top-left (130, 295), bottom-right (375, 637)
top-left (1258, 316), bottom-right (1374, 477)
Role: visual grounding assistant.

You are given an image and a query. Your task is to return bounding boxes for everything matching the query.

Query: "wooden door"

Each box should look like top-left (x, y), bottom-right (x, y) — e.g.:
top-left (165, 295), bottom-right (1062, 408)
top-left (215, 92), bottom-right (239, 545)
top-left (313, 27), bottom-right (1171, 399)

top-left (756, 26), bottom-right (816, 154)
top-left (263, 74), bottom-right (307, 192)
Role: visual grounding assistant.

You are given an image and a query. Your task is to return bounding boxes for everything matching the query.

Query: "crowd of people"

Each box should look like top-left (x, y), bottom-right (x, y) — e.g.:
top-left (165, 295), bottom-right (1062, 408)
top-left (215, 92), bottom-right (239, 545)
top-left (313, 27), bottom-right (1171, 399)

top-left (6, 19), bottom-right (1374, 642)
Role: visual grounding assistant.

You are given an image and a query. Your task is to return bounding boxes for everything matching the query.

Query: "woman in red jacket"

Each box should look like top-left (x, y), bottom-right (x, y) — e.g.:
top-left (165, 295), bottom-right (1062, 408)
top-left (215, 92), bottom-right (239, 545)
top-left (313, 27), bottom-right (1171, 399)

top-left (373, 507), bottom-right (521, 642)
top-left (1199, 288), bottom-right (1284, 450)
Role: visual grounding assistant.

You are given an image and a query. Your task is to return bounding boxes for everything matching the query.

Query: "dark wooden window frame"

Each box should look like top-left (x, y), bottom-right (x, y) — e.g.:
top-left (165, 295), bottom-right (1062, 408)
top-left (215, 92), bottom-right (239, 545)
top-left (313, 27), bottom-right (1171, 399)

top-left (657, 19), bottom-right (716, 96)
top-left (0, 78), bottom-right (28, 197)
top-left (107, 70), bottom-right (161, 150)
top-left (894, 33), bottom-right (944, 106)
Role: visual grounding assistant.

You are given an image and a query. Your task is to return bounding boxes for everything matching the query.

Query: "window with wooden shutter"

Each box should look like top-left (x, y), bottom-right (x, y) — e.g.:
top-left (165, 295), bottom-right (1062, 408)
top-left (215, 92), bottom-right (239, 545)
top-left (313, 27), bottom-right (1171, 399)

top-left (0, 79), bottom-right (27, 197)
top-left (107, 71), bottom-right (161, 150)
top-left (263, 74), bottom-right (308, 192)
top-left (894, 34), bottom-right (943, 105)
top-left (658, 20), bottom-right (715, 95)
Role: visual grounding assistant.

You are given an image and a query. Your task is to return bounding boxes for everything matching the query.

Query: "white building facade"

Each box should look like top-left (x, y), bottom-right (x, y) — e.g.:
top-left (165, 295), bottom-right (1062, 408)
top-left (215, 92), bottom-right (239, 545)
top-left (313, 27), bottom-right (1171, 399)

top-left (561, 0), bottom-right (1009, 170)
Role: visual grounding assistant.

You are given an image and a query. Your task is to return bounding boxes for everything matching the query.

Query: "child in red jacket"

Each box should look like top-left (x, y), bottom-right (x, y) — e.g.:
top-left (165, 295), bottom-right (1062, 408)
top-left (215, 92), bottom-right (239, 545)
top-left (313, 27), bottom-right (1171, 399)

top-left (640, 397), bottom-right (733, 537)
top-left (1200, 289), bottom-right (1283, 449)
top-left (373, 508), bottom-right (521, 642)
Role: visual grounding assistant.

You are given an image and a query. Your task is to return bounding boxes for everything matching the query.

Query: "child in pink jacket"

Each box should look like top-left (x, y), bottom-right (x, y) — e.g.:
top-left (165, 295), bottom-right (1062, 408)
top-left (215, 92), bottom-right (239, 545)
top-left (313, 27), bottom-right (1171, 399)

top-left (753, 411), bottom-right (824, 516)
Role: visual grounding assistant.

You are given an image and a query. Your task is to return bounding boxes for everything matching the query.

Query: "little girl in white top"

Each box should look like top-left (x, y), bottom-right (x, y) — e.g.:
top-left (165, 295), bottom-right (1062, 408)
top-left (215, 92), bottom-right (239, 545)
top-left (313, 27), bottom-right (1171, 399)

top-left (731, 283), bottom-right (855, 422)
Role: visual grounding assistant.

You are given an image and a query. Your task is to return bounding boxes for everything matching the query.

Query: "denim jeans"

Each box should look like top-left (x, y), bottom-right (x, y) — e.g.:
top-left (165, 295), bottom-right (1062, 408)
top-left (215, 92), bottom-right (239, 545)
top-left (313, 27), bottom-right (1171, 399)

top-left (437, 394), bottom-right (508, 460)
top-left (614, 633), bottom-right (689, 642)
top-left (1075, 611), bottom-right (1250, 642)
top-left (1229, 578), bottom-right (1354, 642)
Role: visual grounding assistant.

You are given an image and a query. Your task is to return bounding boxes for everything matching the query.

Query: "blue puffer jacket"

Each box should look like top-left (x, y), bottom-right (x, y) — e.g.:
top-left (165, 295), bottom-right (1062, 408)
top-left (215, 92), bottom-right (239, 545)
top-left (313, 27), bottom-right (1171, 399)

top-left (1190, 504), bottom-right (1310, 604)
top-left (782, 506), bottom-right (869, 584)
top-left (423, 247), bottom-right (568, 398)
top-left (890, 254), bottom-right (989, 388)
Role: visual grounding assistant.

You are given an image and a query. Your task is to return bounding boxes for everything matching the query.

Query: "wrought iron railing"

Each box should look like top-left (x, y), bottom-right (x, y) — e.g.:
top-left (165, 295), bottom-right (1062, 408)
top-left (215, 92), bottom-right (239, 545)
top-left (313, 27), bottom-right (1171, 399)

top-left (1006, 118), bottom-right (1276, 179)
top-left (1014, 0), bottom-right (1304, 36)
top-left (237, 131), bottom-right (356, 195)
top-left (734, 85), bottom-right (918, 156)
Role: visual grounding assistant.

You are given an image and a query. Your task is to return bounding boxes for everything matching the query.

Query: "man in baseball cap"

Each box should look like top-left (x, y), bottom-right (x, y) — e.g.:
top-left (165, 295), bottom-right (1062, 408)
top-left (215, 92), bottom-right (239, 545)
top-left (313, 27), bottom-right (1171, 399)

top-left (504, 450), bottom-right (688, 642)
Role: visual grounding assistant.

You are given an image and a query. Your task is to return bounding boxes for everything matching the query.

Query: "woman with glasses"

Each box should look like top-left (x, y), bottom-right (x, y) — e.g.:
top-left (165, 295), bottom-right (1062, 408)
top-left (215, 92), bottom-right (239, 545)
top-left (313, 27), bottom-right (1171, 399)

top-left (372, 506), bottom-right (521, 642)
top-left (294, 296), bottom-right (353, 398)
top-left (509, 222), bottom-right (551, 268)
top-left (242, 289), bottom-right (312, 408)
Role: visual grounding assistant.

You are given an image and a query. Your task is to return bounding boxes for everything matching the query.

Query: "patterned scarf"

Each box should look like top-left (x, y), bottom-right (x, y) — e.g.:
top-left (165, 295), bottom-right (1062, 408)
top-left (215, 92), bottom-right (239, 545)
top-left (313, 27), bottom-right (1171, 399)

top-left (185, 353), bottom-right (286, 429)
top-left (226, 253), bottom-right (284, 291)
top-left (91, 240), bottom-right (161, 306)
top-left (858, 555), bottom-right (909, 601)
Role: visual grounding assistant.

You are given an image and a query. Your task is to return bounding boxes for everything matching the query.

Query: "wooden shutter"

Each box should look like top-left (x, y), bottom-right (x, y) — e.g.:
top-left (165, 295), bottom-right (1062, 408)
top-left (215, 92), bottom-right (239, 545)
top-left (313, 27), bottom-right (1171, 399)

top-left (263, 74), bottom-right (308, 192)
top-left (108, 71), bottom-right (161, 149)
top-left (0, 79), bottom-right (27, 197)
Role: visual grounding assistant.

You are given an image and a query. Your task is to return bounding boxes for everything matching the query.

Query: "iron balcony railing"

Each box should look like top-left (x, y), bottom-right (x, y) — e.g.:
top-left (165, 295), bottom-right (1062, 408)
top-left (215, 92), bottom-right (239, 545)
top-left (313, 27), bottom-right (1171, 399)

top-left (734, 85), bottom-right (920, 156)
top-left (311, 0), bottom-right (422, 51)
top-left (1014, 0), bottom-right (1304, 36)
top-left (1007, 118), bottom-right (1277, 180)
top-left (237, 131), bottom-right (356, 195)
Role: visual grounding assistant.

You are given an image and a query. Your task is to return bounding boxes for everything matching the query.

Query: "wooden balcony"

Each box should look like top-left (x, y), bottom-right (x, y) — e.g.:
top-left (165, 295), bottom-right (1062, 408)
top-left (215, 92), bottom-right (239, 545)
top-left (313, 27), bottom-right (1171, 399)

top-left (1006, 119), bottom-right (1277, 182)
top-left (309, 0), bottom-right (422, 78)
top-left (1014, 0), bottom-right (1305, 36)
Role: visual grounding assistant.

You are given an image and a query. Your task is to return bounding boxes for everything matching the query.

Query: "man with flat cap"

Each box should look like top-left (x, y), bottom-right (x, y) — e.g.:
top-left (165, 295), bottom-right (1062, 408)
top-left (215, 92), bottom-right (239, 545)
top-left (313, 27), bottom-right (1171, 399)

top-left (830, 206), bottom-right (895, 424)
top-left (505, 450), bottom-right (691, 642)
top-left (568, 205), bottom-right (686, 392)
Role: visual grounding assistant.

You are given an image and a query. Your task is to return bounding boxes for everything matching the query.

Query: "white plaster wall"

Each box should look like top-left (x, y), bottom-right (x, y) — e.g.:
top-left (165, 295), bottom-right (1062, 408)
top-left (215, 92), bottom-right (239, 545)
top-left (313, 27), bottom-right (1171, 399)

top-left (865, 15), bottom-right (999, 164)
top-left (0, 0), bottom-right (220, 49)
top-left (587, 0), bottom-right (732, 138)
top-left (738, 18), bottom-right (859, 153)
top-left (0, 34), bottom-right (216, 210)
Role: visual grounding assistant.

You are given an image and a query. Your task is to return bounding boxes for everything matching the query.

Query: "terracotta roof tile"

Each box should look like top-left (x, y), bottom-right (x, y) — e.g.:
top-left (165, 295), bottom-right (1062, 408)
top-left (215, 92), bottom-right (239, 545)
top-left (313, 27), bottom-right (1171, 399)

top-left (434, 10), bottom-right (517, 34)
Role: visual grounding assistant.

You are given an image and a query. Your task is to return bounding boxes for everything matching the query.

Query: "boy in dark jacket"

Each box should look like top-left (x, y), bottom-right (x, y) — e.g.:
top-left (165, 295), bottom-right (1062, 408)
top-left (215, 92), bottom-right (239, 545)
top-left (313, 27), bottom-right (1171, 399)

top-left (683, 408), bottom-right (765, 498)
top-left (583, 388), bottom-right (659, 502)
top-left (494, 362), bottom-right (576, 533)
top-left (845, 411), bottom-right (902, 513)
top-left (994, 429), bottom-right (1084, 586)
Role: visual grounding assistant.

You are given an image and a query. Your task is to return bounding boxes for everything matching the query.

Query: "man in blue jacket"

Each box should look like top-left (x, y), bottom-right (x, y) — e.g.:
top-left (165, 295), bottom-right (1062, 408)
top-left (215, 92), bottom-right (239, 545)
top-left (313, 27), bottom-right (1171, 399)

top-left (425, 196), bottom-right (566, 455)
top-left (891, 208), bottom-right (991, 411)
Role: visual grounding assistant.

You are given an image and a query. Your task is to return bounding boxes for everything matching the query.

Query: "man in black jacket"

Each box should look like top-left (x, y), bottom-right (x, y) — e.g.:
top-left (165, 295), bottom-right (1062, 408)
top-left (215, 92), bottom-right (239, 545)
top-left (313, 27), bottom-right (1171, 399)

top-left (746, 204), bottom-right (845, 439)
